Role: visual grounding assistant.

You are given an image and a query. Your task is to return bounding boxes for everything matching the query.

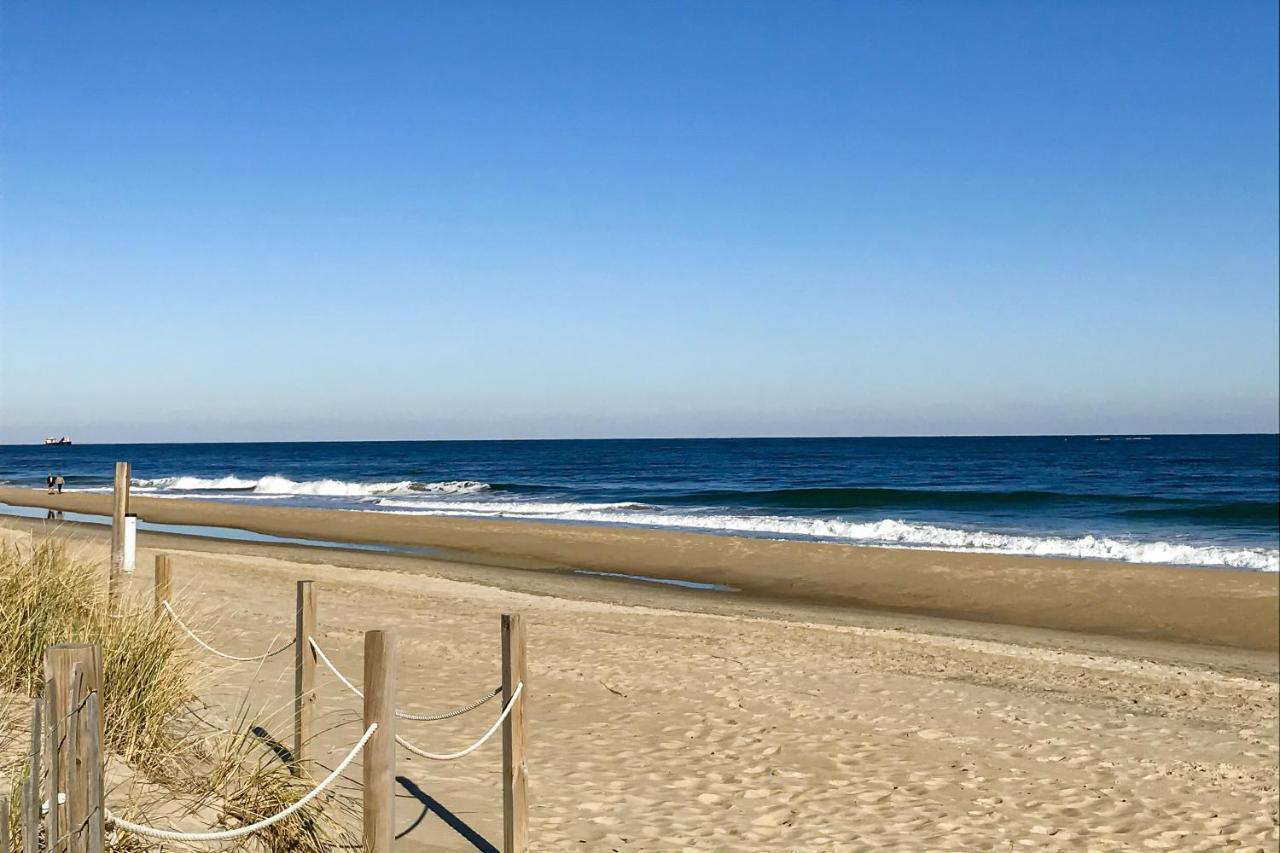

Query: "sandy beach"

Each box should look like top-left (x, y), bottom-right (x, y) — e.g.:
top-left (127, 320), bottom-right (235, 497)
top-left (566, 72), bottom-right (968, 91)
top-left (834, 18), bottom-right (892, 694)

top-left (0, 499), bottom-right (1276, 852)
top-left (1, 488), bottom-right (1277, 652)
top-left (5, 3), bottom-right (1277, 849)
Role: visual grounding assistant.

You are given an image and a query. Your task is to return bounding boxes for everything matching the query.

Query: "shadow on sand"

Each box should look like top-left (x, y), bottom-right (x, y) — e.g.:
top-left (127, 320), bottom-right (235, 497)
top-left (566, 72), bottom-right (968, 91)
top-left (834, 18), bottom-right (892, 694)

top-left (396, 775), bottom-right (499, 852)
top-left (249, 725), bottom-right (498, 850)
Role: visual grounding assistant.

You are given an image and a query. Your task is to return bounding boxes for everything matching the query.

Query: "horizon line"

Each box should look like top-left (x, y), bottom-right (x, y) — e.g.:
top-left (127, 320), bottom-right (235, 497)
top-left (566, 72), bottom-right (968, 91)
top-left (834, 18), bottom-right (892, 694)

top-left (2, 430), bottom-right (1278, 448)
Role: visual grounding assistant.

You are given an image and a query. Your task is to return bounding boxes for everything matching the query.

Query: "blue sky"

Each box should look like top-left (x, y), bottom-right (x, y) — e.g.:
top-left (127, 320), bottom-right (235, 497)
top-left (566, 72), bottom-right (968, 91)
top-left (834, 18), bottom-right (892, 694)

top-left (1, 1), bottom-right (1276, 442)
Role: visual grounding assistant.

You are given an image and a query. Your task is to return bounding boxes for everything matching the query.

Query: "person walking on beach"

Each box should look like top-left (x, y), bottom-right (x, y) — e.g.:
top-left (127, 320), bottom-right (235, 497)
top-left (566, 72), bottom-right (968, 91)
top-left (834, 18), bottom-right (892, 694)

top-left (55, 474), bottom-right (65, 494)
top-left (46, 473), bottom-right (54, 494)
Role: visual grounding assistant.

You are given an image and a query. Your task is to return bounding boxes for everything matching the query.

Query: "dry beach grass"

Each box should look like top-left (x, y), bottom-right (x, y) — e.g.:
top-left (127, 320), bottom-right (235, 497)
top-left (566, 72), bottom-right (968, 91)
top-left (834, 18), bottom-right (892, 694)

top-left (0, 537), bottom-right (359, 851)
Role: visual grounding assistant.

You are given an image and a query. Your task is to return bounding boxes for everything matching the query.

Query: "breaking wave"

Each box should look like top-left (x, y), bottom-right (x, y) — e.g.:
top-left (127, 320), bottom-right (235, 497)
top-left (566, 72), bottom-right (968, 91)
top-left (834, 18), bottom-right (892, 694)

top-left (134, 475), bottom-right (491, 497)
top-left (103, 469), bottom-right (1278, 572)
top-left (374, 498), bottom-right (655, 514)
top-left (370, 501), bottom-right (1278, 571)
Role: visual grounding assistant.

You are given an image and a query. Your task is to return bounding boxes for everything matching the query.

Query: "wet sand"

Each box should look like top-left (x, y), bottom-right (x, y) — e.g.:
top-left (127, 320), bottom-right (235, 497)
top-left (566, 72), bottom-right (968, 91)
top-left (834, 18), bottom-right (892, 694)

top-left (1, 487), bottom-right (1276, 651)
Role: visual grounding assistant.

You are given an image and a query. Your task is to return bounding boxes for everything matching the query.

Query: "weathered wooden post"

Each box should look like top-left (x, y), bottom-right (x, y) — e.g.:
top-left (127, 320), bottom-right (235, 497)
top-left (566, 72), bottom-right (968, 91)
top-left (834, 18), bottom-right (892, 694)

top-left (501, 614), bottom-right (528, 853)
top-left (44, 681), bottom-right (59, 852)
top-left (66, 664), bottom-right (85, 853)
top-left (22, 699), bottom-right (39, 853)
top-left (154, 554), bottom-right (172, 617)
top-left (45, 645), bottom-right (102, 853)
top-left (362, 629), bottom-right (396, 853)
top-left (109, 461), bottom-right (131, 597)
top-left (293, 580), bottom-right (317, 775)
top-left (83, 693), bottom-right (104, 853)
top-left (20, 774), bottom-right (35, 853)
top-left (0, 793), bottom-right (9, 853)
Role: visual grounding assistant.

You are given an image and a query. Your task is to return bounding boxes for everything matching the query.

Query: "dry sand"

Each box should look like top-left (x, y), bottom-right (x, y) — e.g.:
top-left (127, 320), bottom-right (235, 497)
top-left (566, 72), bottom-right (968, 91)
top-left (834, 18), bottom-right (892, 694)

top-left (0, 504), bottom-right (1277, 851)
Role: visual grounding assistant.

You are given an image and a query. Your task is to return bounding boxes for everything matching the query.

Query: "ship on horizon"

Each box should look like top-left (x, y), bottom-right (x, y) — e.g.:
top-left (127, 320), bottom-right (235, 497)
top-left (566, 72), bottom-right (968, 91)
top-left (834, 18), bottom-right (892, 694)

top-left (42, 436), bottom-right (72, 446)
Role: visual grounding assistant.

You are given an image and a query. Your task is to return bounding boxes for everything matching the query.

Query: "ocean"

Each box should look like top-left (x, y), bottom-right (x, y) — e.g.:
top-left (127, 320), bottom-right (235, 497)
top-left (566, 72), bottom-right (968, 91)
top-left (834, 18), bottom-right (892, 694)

top-left (1, 435), bottom-right (1276, 571)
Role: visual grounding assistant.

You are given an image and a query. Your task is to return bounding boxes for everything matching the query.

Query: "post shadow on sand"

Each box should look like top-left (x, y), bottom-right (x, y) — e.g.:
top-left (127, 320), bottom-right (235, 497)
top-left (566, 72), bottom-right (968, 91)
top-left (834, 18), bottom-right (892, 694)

top-left (396, 775), bottom-right (499, 853)
top-left (249, 726), bottom-right (498, 851)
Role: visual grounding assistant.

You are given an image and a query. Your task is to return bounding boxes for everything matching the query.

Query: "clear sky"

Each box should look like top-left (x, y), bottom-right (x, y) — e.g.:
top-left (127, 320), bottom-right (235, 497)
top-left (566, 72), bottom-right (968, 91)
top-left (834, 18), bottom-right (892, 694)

top-left (1, 2), bottom-right (1276, 443)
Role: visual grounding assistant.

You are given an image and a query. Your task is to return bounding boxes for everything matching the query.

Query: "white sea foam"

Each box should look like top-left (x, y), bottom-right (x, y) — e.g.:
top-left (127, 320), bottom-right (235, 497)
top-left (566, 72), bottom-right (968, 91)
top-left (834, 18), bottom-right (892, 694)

top-left (374, 498), bottom-right (654, 514)
top-left (142, 492), bottom-right (297, 501)
top-left (137, 475), bottom-right (259, 490)
top-left (410, 480), bottom-right (492, 495)
top-left (134, 475), bottom-right (491, 497)
top-left (101, 473), bottom-right (1279, 572)
top-left (372, 502), bottom-right (1279, 571)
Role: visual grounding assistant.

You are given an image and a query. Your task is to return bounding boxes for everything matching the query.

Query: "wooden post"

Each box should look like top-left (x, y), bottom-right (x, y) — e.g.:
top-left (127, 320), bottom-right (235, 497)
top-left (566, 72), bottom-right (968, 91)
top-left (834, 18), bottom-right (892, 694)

top-left (22, 699), bottom-right (39, 853)
top-left (109, 461), bottom-right (131, 597)
top-left (44, 682), bottom-right (59, 853)
top-left (293, 580), bottom-right (317, 775)
top-left (362, 630), bottom-right (395, 853)
top-left (19, 775), bottom-right (35, 853)
top-left (27, 699), bottom-right (39, 853)
top-left (154, 554), bottom-right (172, 617)
top-left (501, 614), bottom-right (528, 853)
top-left (66, 664), bottom-right (85, 853)
top-left (83, 694), bottom-right (103, 853)
top-left (1, 794), bottom-right (9, 853)
top-left (45, 645), bottom-right (102, 853)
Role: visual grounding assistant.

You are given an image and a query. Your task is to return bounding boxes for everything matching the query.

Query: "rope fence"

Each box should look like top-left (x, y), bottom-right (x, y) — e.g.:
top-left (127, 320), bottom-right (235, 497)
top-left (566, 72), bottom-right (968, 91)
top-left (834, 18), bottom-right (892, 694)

top-left (163, 600), bottom-right (295, 662)
top-left (161, 621), bottom-right (522, 762)
top-left (14, 597), bottom-right (528, 853)
top-left (308, 637), bottom-right (502, 722)
top-left (105, 723), bottom-right (378, 843)
top-left (394, 682), bottom-right (523, 761)
top-left (6, 462), bottom-right (531, 853)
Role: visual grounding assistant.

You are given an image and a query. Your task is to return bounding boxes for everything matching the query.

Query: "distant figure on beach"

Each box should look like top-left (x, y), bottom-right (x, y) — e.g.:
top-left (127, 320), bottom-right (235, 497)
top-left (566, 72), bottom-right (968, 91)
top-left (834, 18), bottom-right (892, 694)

top-left (46, 473), bottom-right (54, 494)
top-left (55, 474), bottom-right (65, 494)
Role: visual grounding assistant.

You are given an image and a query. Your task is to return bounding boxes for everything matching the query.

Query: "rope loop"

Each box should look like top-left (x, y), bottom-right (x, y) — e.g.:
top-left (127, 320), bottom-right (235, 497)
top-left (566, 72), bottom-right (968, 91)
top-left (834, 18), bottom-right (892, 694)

top-left (308, 638), bottom-right (502, 721)
top-left (106, 722), bottom-right (377, 842)
top-left (395, 682), bottom-right (523, 761)
top-left (163, 601), bottom-right (295, 662)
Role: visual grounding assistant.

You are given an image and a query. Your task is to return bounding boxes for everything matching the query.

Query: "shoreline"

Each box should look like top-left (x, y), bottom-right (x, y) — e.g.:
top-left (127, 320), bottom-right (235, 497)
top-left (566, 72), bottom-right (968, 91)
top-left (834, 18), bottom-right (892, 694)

top-left (1, 486), bottom-right (1277, 651)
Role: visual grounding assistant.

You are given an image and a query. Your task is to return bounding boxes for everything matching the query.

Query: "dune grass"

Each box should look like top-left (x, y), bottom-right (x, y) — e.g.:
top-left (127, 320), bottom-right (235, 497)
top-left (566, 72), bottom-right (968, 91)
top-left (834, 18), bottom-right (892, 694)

top-left (0, 537), bottom-right (195, 769)
top-left (0, 536), bottom-right (358, 851)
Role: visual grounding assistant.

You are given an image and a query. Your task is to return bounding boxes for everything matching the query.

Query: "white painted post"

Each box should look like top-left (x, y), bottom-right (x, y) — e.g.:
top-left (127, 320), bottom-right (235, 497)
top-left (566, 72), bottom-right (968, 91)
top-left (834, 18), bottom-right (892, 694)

top-left (122, 515), bottom-right (137, 573)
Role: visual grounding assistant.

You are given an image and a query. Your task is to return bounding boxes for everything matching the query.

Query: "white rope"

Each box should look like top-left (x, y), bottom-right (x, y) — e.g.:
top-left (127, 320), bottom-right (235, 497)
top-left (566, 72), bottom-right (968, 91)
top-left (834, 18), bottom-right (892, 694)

top-left (394, 682), bottom-right (522, 761)
top-left (106, 723), bottom-right (377, 842)
top-left (308, 638), bottom-right (363, 695)
top-left (163, 601), bottom-right (295, 662)
top-left (397, 685), bottom-right (502, 721)
top-left (308, 638), bottom-right (502, 721)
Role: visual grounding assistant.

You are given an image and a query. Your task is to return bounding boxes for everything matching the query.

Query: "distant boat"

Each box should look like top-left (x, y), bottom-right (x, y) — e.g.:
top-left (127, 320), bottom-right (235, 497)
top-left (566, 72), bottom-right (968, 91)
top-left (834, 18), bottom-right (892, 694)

top-left (42, 437), bottom-right (72, 446)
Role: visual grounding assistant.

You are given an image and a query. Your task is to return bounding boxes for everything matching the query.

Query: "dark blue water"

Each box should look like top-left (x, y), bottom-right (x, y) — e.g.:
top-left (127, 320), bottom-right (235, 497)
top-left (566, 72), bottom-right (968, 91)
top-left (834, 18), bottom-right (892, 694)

top-left (1, 436), bottom-right (1276, 570)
